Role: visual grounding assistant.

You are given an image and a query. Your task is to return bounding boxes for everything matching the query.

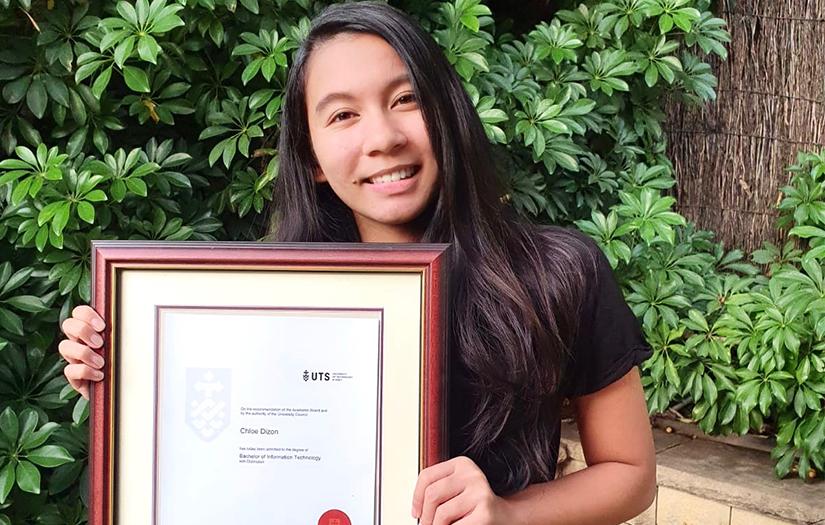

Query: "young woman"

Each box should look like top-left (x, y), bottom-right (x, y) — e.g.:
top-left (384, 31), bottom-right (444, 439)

top-left (59, 3), bottom-right (656, 524)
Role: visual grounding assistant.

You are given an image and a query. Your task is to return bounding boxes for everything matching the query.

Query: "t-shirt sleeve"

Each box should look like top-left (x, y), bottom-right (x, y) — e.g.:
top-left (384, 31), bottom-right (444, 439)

top-left (561, 234), bottom-right (652, 398)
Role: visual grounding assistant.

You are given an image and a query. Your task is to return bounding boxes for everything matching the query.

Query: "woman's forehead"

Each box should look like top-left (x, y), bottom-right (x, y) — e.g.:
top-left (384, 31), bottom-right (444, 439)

top-left (304, 33), bottom-right (410, 104)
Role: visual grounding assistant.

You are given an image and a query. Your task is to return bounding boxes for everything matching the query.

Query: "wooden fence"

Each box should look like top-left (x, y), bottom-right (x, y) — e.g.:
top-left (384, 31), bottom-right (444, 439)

top-left (665, 0), bottom-right (825, 253)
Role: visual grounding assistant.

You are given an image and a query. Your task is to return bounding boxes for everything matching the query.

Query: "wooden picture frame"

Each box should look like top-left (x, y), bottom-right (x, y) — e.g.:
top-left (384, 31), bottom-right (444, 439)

top-left (89, 241), bottom-right (449, 525)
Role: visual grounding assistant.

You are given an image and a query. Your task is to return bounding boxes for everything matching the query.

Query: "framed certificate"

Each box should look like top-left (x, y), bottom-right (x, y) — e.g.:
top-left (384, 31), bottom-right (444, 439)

top-left (88, 241), bottom-right (450, 525)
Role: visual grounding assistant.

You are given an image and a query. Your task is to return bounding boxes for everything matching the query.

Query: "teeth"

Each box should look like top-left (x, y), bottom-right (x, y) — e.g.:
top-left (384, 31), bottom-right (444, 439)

top-left (369, 167), bottom-right (417, 184)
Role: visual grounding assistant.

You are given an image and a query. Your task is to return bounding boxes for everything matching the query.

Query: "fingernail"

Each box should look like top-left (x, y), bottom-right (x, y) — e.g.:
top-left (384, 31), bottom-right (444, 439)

top-left (92, 319), bottom-right (105, 331)
top-left (411, 506), bottom-right (418, 519)
top-left (91, 334), bottom-right (103, 347)
top-left (92, 354), bottom-right (104, 368)
top-left (94, 371), bottom-right (104, 381)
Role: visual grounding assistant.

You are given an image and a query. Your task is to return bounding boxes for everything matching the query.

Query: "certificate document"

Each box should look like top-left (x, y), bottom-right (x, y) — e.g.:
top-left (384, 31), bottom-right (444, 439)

top-left (155, 308), bottom-right (382, 524)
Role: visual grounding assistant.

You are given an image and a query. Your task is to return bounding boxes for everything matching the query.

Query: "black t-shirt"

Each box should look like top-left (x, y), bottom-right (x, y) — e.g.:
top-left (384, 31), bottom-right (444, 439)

top-left (448, 228), bottom-right (652, 493)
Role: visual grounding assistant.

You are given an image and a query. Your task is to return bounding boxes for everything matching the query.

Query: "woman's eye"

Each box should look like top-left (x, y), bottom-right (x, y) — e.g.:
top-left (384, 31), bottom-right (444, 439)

top-left (331, 111), bottom-right (354, 123)
top-left (395, 93), bottom-right (417, 106)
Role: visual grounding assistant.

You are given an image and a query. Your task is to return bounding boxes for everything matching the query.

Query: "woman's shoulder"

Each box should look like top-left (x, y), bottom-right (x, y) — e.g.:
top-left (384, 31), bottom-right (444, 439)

top-left (532, 226), bottom-right (651, 396)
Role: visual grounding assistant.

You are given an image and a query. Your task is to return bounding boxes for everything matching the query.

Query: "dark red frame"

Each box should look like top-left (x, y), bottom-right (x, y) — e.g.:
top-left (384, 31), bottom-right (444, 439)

top-left (89, 241), bottom-right (450, 525)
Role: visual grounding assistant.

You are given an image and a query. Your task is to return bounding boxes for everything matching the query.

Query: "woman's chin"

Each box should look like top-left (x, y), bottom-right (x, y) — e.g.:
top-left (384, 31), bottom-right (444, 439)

top-left (353, 208), bottom-right (429, 240)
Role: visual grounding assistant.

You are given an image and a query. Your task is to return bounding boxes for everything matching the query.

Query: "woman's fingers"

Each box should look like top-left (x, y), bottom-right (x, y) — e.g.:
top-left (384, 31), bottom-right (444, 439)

top-left (58, 306), bottom-right (106, 399)
top-left (64, 363), bottom-right (104, 382)
top-left (418, 474), bottom-right (465, 525)
top-left (72, 381), bottom-right (90, 401)
top-left (72, 305), bottom-right (105, 331)
top-left (431, 491), bottom-right (473, 525)
top-left (59, 339), bottom-right (105, 369)
top-left (61, 317), bottom-right (104, 348)
top-left (64, 363), bottom-right (104, 400)
top-left (412, 461), bottom-right (455, 518)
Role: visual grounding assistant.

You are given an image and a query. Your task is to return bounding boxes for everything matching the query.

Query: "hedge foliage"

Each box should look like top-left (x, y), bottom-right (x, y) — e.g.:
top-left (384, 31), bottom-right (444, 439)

top-left (0, 0), bottom-right (823, 521)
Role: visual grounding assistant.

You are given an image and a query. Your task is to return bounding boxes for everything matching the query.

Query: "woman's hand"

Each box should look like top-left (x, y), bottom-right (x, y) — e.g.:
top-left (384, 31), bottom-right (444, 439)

top-left (412, 456), bottom-right (514, 525)
top-left (58, 305), bottom-right (106, 399)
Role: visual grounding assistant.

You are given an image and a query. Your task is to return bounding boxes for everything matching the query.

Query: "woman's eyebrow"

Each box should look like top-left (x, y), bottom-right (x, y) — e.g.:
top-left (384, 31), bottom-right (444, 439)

top-left (314, 73), bottom-right (411, 116)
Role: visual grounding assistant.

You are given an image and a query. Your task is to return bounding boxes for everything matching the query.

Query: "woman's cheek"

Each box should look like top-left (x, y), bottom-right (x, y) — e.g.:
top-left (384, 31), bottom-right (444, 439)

top-left (324, 135), bottom-right (361, 185)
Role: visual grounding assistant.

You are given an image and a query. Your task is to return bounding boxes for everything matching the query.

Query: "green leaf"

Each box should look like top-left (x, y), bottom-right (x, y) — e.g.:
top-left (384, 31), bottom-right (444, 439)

top-left (131, 162), bottom-right (160, 179)
top-left (43, 76), bottom-right (70, 107)
top-left (11, 177), bottom-right (32, 205)
top-left (1, 267), bottom-right (31, 296)
top-left (4, 295), bottom-right (47, 313)
top-left (0, 307), bottom-right (23, 336)
top-left (26, 79), bottom-right (48, 119)
top-left (794, 387), bottom-right (806, 417)
top-left (111, 179), bottom-right (127, 201)
top-left (73, 397), bottom-right (89, 425)
top-left (239, 0), bottom-right (259, 13)
top-left (0, 407), bottom-right (17, 444)
top-left (644, 64), bottom-right (658, 87)
top-left (0, 463), bottom-right (14, 505)
top-left (775, 448), bottom-right (796, 478)
top-left (25, 446), bottom-right (74, 468)
top-left (122, 66), bottom-right (150, 93)
top-left (0, 264), bottom-right (11, 291)
top-left (35, 227), bottom-right (49, 252)
top-left (117, 0), bottom-right (138, 26)
top-left (66, 127), bottom-right (88, 156)
top-left (208, 140), bottom-right (223, 167)
top-left (241, 58), bottom-right (263, 85)
top-left (460, 14), bottom-right (480, 32)
top-left (664, 357), bottom-right (680, 387)
top-left (92, 66), bottom-right (113, 99)
top-left (85, 189), bottom-right (108, 202)
top-left (137, 35), bottom-right (161, 64)
top-left (52, 202), bottom-right (71, 235)
top-left (2, 75), bottom-right (31, 104)
top-left (19, 412), bottom-right (41, 444)
top-left (14, 145), bottom-right (36, 166)
top-left (790, 225), bottom-right (825, 239)
top-left (38, 201), bottom-right (63, 226)
top-left (15, 461), bottom-right (40, 494)
top-left (22, 422), bottom-right (58, 450)
top-left (461, 52), bottom-right (488, 72)
top-left (77, 201), bottom-right (96, 223)
top-left (126, 177), bottom-right (148, 196)
top-left (702, 374), bottom-right (718, 405)
top-left (152, 12), bottom-right (185, 33)
top-left (261, 57), bottom-right (277, 82)
top-left (758, 383), bottom-right (772, 415)
top-left (249, 89), bottom-right (274, 110)
top-left (114, 35), bottom-right (136, 67)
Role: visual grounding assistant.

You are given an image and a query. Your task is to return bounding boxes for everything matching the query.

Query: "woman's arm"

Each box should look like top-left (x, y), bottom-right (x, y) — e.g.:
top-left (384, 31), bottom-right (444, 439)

top-left (504, 367), bottom-right (656, 525)
top-left (411, 367), bottom-right (656, 525)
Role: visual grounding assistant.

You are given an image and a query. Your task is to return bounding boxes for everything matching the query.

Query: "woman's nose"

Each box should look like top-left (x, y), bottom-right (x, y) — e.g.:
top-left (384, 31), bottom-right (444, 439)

top-left (362, 111), bottom-right (408, 156)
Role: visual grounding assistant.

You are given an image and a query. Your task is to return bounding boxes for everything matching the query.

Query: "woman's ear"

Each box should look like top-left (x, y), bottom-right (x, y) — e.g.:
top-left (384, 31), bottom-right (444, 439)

top-left (314, 169), bottom-right (327, 183)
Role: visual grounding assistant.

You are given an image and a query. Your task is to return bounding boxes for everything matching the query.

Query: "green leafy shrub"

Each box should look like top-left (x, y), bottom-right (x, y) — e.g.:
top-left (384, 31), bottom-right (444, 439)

top-left (0, 0), bottom-right (815, 521)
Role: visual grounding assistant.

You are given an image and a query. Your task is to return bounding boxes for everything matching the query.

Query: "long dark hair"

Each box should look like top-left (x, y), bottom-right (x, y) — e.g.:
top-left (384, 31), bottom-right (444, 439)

top-left (270, 1), bottom-right (593, 494)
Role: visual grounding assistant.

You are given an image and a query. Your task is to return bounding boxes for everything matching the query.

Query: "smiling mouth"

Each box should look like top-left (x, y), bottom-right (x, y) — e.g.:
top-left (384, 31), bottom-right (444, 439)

top-left (366, 165), bottom-right (419, 184)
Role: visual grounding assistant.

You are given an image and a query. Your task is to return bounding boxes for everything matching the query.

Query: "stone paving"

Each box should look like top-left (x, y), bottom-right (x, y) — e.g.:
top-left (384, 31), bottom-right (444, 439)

top-left (558, 422), bottom-right (825, 525)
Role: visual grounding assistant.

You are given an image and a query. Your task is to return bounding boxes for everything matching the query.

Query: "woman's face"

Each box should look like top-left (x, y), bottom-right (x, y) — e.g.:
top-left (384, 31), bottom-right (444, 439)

top-left (304, 33), bottom-right (439, 242)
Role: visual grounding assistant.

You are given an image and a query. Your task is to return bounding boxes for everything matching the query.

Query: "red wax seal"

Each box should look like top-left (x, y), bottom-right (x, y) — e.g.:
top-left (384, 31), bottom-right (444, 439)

top-left (318, 509), bottom-right (351, 525)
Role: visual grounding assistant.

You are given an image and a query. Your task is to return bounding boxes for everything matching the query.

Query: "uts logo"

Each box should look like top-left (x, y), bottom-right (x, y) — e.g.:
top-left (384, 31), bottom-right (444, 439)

top-left (186, 368), bottom-right (230, 441)
top-left (303, 370), bottom-right (331, 381)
